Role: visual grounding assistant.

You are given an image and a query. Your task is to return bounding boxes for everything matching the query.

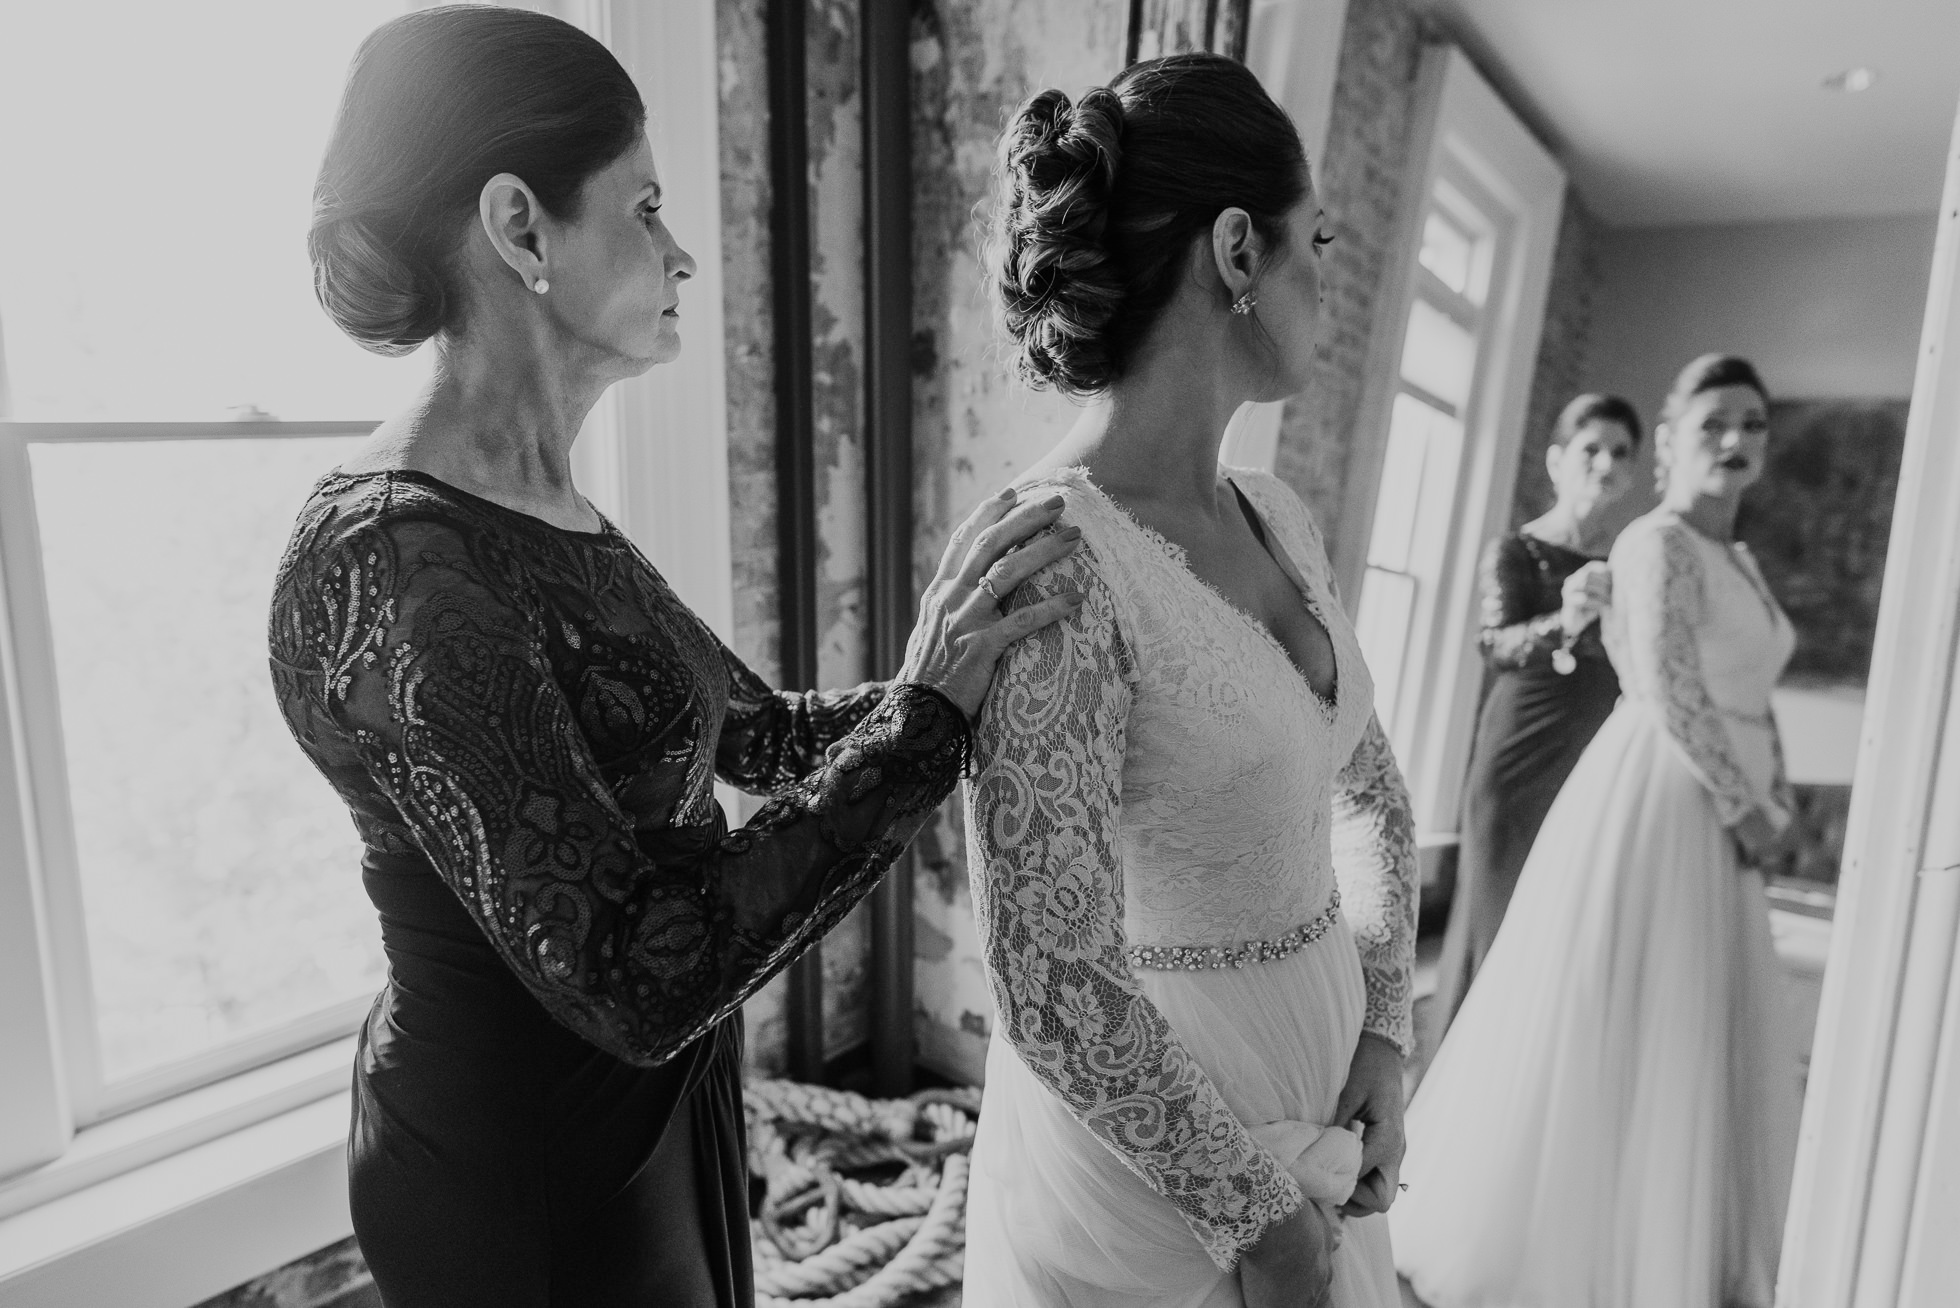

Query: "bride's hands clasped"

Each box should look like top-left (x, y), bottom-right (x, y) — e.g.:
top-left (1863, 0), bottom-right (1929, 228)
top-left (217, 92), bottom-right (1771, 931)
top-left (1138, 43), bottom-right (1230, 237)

top-left (898, 487), bottom-right (1085, 720)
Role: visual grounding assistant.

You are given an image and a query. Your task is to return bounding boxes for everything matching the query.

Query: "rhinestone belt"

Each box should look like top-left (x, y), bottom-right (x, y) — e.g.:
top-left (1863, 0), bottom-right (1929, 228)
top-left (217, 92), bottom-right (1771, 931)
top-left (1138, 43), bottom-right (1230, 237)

top-left (1127, 891), bottom-right (1342, 972)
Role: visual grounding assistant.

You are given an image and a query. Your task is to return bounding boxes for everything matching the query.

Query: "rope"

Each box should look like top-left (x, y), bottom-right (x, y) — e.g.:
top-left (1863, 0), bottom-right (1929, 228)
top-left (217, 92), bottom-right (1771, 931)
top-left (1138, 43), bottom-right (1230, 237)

top-left (747, 1078), bottom-right (980, 1308)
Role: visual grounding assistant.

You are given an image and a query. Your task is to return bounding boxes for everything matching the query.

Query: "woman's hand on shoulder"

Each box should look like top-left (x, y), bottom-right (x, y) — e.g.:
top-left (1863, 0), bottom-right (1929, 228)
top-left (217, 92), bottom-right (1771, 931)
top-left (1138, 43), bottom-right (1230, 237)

top-left (898, 487), bottom-right (1085, 720)
top-left (1240, 1202), bottom-right (1339, 1308)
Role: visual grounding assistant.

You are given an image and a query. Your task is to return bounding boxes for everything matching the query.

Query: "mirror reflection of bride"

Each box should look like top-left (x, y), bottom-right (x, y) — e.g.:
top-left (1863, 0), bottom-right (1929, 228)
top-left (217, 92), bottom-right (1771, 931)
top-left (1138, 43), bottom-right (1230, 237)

top-left (1392, 355), bottom-right (1804, 1308)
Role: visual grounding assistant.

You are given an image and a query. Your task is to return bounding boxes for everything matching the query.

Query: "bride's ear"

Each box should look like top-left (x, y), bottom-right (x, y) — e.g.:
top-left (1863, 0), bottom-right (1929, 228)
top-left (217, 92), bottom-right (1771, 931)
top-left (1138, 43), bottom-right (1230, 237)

top-left (1209, 207), bottom-right (1260, 307)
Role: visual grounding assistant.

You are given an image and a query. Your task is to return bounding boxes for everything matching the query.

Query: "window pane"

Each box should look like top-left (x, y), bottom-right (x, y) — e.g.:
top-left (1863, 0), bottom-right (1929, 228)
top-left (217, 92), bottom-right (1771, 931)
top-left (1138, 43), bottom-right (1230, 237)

top-left (1418, 210), bottom-right (1475, 298)
top-left (1368, 393), bottom-right (1461, 572)
top-left (0, 2), bottom-right (425, 421)
top-left (1400, 298), bottom-right (1478, 412)
top-left (30, 437), bottom-right (380, 1082)
top-left (1355, 567), bottom-right (1418, 730)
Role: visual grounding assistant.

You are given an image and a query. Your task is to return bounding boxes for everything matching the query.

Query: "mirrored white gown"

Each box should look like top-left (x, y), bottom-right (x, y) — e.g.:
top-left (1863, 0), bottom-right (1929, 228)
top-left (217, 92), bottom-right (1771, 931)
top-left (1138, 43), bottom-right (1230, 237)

top-left (960, 468), bottom-right (1417, 1308)
top-left (1392, 509), bottom-right (1804, 1308)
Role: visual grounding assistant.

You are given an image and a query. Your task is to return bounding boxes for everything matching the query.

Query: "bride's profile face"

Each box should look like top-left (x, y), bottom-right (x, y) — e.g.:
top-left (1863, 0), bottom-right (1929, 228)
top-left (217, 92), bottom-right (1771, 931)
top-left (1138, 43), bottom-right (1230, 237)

top-left (1243, 198), bottom-right (1331, 400)
top-left (1661, 384), bottom-right (1771, 501)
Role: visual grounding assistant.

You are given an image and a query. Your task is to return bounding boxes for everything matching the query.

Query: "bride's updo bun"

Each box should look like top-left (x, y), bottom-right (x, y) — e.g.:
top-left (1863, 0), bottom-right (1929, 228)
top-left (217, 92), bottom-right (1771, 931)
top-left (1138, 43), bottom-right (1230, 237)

top-left (310, 6), bottom-right (645, 355)
top-left (987, 53), bottom-right (1309, 396)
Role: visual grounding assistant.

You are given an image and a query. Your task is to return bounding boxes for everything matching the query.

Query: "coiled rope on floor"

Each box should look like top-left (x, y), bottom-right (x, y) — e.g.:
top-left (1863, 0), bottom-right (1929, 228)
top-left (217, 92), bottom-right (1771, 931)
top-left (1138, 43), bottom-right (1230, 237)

top-left (746, 1078), bottom-right (981, 1308)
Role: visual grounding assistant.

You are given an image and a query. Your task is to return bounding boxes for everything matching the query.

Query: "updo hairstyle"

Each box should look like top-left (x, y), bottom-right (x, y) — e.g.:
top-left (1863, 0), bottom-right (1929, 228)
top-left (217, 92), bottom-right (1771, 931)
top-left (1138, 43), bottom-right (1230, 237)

top-left (1659, 354), bottom-right (1770, 426)
top-left (309, 6), bottom-right (646, 355)
top-left (987, 53), bottom-right (1309, 395)
top-left (1550, 393), bottom-right (1642, 449)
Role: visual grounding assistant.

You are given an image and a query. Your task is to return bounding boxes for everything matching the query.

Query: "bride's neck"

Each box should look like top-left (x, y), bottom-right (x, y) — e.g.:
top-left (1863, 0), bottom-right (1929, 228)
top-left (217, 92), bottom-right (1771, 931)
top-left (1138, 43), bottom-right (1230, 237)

top-left (1044, 359), bottom-right (1245, 512)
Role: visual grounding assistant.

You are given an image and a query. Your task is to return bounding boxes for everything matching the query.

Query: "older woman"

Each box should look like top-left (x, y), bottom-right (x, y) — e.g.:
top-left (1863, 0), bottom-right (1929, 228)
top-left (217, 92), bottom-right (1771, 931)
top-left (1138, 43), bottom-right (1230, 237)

top-left (1393, 356), bottom-right (1802, 1308)
top-left (268, 9), bottom-right (1080, 1306)
top-left (1428, 394), bottom-right (1641, 1039)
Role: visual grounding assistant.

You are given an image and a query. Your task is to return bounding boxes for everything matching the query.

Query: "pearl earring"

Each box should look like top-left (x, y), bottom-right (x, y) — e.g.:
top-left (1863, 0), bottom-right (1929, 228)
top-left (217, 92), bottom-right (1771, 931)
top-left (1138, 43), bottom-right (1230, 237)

top-left (1230, 290), bottom-right (1258, 316)
top-left (532, 277), bottom-right (550, 295)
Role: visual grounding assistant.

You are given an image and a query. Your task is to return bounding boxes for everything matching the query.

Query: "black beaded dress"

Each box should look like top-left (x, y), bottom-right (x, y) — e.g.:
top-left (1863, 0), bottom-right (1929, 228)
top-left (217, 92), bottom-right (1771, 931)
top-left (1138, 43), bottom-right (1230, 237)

top-left (268, 470), bottom-right (969, 1308)
top-left (1430, 532), bottom-right (1620, 1035)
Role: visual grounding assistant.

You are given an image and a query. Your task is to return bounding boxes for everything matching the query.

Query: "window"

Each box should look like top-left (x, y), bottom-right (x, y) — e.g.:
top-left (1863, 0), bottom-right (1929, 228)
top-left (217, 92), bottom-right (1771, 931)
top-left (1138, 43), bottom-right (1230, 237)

top-left (1343, 48), bottom-right (1565, 839)
top-left (0, 0), bottom-right (422, 1190)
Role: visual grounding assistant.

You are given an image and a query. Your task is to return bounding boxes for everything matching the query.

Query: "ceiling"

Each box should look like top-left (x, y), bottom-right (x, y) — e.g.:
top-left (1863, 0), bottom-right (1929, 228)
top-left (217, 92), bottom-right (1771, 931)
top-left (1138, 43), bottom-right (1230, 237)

top-left (1412, 0), bottom-right (1960, 228)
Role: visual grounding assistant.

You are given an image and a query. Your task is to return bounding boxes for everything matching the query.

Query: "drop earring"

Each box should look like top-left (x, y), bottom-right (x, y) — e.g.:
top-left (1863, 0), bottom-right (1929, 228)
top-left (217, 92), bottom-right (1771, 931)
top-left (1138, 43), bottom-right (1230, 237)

top-left (1230, 290), bottom-right (1258, 316)
top-left (532, 277), bottom-right (550, 294)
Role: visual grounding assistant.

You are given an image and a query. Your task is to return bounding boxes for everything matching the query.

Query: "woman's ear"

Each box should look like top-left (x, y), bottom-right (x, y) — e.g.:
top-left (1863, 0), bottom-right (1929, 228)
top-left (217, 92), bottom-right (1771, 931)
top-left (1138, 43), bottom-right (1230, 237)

top-left (1209, 207), bottom-right (1259, 303)
top-left (1545, 441), bottom-right (1564, 483)
top-left (478, 171), bottom-right (550, 290)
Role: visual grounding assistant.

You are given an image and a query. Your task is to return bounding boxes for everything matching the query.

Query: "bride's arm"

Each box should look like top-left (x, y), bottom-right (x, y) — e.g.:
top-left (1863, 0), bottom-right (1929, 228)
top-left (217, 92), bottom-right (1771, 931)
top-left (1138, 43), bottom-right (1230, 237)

top-left (969, 544), bottom-right (1304, 1272)
top-left (1331, 717), bottom-right (1419, 1057)
top-left (1613, 519), bottom-right (1786, 830)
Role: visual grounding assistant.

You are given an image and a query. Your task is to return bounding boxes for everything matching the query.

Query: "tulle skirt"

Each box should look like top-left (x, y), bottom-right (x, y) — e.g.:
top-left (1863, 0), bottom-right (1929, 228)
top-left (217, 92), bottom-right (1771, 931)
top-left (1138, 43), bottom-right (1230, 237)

top-left (1392, 701), bottom-right (1802, 1308)
top-left (963, 914), bottom-right (1402, 1308)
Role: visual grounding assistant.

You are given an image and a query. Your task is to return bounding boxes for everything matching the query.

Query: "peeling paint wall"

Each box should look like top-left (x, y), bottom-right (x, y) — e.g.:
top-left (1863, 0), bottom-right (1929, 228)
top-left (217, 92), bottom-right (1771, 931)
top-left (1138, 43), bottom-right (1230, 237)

top-left (717, 0), bottom-right (878, 1073)
top-left (907, 0), bottom-right (1131, 1083)
top-left (1509, 193), bottom-right (1605, 528)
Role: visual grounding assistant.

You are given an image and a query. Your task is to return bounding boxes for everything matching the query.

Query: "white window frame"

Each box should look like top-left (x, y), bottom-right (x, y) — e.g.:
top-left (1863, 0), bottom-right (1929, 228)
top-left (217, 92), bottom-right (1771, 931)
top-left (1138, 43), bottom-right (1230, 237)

top-left (1333, 46), bottom-right (1565, 842)
top-left (0, 3), bottom-right (731, 1302)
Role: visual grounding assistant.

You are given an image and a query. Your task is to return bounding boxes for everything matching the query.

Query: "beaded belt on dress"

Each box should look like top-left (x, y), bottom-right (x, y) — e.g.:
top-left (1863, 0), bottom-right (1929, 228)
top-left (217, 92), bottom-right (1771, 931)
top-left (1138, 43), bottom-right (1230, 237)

top-left (1127, 891), bottom-right (1342, 971)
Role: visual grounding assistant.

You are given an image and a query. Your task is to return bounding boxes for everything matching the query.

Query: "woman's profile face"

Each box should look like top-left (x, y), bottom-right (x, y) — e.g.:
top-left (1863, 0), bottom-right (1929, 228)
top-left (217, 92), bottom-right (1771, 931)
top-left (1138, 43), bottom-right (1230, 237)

top-left (540, 133), bottom-right (696, 372)
top-left (1246, 197), bottom-right (1329, 399)
top-left (1549, 419), bottom-right (1637, 511)
top-left (1662, 384), bottom-right (1770, 501)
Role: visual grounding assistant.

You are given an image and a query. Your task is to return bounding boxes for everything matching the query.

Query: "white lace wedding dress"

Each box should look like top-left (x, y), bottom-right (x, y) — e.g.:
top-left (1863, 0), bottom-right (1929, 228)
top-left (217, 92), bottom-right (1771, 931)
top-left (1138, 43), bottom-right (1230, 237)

top-left (960, 467), bottom-right (1417, 1308)
top-left (1392, 509), bottom-right (1804, 1308)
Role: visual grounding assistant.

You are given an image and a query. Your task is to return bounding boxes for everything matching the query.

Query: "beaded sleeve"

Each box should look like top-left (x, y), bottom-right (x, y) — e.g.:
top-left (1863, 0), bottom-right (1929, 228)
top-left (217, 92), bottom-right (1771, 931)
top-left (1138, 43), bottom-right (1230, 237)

top-left (967, 546), bottom-right (1304, 1272)
top-left (1611, 518), bottom-right (1775, 829)
top-left (1477, 535), bottom-right (1569, 671)
top-left (714, 646), bottom-right (890, 792)
top-left (1331, 714), bottom-right (1420, 1056)
top-left (272, 511), bottom-right (968, 1069)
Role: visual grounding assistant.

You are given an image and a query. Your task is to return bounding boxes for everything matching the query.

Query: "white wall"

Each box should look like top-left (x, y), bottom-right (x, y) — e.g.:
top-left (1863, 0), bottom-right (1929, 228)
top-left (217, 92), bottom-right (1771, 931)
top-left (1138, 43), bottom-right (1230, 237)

top-left (1586, 212), bottom-right (1937, 419)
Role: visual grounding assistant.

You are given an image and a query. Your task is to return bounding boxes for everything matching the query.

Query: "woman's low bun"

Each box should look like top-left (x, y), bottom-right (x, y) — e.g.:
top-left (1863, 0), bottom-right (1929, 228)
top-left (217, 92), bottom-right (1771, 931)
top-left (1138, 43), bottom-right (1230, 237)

top-left (308, 212), bottom-right (448, 357)
top-left (989, 87), bottom-right (1128, 395)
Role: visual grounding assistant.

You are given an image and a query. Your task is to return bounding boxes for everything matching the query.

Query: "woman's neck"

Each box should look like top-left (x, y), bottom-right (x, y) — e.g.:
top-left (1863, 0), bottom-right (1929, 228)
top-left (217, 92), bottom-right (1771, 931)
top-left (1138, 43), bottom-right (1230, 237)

top-left (1525, 499), bottom-right (1616, 556)
top-left (1038, 344), bottom-right (1246, 516)
top-left (1663, 490), bottom-right (1741, 543)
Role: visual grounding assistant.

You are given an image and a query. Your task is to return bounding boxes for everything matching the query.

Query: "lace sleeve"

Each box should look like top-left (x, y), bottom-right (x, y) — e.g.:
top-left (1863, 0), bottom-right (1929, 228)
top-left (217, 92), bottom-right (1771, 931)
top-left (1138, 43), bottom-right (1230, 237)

top-left (1478, 535), bottom-right (1564, 671)
top-left (968, 546), bottom-right (1303, 1271)
top-left (1331, 714), bottom-right (1419, 1056)
top-left (299, 516), bottom-right (968, 1068)
top-left (1611, 521), bottom-right (1763, 828)
top-left (715, 640), bottom-right (890, 792)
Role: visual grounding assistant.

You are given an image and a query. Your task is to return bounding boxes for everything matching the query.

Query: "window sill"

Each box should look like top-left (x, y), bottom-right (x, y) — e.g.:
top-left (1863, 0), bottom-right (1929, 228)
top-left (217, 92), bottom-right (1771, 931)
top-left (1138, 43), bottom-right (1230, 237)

top-left (0, 1042), bottom-right (355, 1308)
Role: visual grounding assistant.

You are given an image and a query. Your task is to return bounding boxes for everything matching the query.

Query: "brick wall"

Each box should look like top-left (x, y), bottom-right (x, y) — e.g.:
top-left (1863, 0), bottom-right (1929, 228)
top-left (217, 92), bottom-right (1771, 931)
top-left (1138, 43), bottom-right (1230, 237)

top-left (1270, 0), bottom-right (1431, 549)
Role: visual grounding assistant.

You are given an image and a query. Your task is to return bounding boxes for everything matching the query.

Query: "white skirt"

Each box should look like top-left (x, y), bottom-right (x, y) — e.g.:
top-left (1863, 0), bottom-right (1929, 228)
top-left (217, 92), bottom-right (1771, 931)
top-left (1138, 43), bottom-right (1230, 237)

top-left (1392, 700), bottom-right (1802, 1308)
top-left (963, 914), bottom-right (1402, 1308)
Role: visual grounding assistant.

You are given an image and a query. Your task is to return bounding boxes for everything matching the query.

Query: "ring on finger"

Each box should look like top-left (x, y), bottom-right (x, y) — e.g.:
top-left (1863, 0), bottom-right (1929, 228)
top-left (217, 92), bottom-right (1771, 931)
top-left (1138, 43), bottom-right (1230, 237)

top-left (976, 573), bottom-right (1003, 605)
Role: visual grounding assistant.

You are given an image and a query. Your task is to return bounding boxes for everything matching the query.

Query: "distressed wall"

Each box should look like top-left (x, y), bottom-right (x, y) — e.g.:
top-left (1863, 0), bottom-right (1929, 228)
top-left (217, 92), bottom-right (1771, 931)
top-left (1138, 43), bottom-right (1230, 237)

top-left (719, 0), bottom-right (878, 1074)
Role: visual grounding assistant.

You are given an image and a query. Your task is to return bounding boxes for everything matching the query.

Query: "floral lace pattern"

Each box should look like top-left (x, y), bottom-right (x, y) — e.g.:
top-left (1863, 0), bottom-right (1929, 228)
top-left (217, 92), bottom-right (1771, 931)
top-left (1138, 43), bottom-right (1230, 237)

top-left (1603, 514), bottom-right (1795, 830)
top-left (963, 467), bottom-right (1418, 1270)
top-left (269, 471), bottom-right (970, 1069)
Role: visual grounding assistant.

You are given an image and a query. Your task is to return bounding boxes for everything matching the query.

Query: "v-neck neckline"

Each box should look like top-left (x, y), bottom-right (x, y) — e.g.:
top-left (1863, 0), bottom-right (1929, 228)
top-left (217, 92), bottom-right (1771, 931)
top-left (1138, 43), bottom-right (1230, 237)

top-left (1670, 514), bottom-right (1782, 627)
top-left (1064, 468), bottom-right (1342, 717)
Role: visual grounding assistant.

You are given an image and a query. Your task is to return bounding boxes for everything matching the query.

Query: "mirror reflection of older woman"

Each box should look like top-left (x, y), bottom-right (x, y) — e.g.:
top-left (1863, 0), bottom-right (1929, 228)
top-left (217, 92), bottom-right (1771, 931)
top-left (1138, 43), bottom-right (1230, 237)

top-left (1427, 394), bottom-right (1640, 1045)
top-left (268, 9), bottom-right (1081, 1305)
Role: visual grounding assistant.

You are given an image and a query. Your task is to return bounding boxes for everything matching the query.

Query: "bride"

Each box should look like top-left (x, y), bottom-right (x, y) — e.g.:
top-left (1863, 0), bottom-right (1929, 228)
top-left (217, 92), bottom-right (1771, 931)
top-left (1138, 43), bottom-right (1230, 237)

top-left (957, 55), bottom-right (1417, 1308)
top-left (1392, 354), bottom-right (1804, 1308)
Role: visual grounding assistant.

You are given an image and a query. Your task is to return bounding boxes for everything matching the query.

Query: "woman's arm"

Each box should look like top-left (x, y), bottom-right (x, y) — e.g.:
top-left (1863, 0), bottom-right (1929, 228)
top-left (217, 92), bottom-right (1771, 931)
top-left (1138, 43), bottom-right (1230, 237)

top-left (969, 546), bottom-right (1303, 1272)
top-left (714, 643), bottom-right (889, 792)
top-left (294, 514), bottom-right (967, 1068)
top-left (1613, 520), bottom-right (1774, 828)
top-left (1477, 535), bottom-right (1564, 671)
top-left (1331, 715), bottom-right (1420, 1057)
